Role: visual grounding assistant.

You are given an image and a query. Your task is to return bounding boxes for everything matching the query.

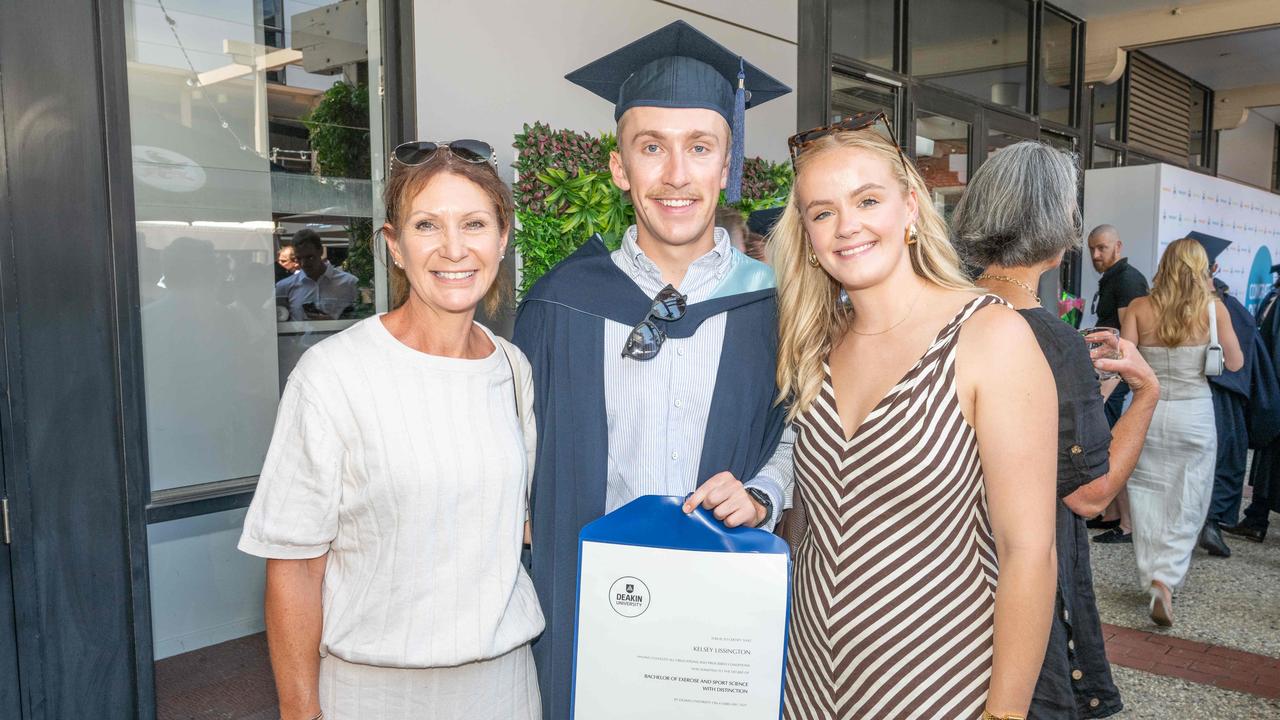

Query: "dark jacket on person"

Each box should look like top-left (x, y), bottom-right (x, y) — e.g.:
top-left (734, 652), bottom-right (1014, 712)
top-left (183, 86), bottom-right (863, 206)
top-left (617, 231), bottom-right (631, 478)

top-left (1246, 285), bottom-right (1280, 515)
top-left (1206, 280), bottom-right (1264, 524)
top-left (1021, 307), bottom-right (1123, 719)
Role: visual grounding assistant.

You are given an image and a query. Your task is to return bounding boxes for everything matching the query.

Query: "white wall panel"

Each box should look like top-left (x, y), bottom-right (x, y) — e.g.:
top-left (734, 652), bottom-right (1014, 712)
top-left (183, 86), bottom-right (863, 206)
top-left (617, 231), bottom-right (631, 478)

top-left (414, 0), bottom-right (799, 184)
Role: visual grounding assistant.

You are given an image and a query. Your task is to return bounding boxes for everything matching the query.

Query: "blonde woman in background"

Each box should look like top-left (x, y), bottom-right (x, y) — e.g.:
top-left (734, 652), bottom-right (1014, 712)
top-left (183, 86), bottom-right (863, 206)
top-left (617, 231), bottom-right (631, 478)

top-left (1122, 238), bottom-right (1243, 627)
top-left (774, 115), bottom-right (1057, 720)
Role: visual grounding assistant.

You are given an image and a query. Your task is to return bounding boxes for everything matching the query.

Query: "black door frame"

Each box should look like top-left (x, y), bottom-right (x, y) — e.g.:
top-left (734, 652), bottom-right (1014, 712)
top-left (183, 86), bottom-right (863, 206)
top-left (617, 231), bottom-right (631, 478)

top-left (0, 1), bottom-right (415, 716)
top-left (0, 58), bottom-right (23, 720)
top-left (0, 1), bottom-right (153, 716)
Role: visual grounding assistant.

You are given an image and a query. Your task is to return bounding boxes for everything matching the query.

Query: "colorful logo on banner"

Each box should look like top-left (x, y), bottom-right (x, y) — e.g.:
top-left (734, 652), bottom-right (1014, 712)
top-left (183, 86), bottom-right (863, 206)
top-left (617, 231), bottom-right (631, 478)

top-left (1248, 246), bottom-right (1274, 315)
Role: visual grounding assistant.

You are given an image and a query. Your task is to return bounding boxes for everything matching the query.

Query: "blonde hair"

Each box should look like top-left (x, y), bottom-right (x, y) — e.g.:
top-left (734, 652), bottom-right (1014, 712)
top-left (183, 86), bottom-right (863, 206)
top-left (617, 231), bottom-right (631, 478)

top-left (773, 129), bottom-right (973, 422)
top-left (1149, 237), bottom-right (1213, 347)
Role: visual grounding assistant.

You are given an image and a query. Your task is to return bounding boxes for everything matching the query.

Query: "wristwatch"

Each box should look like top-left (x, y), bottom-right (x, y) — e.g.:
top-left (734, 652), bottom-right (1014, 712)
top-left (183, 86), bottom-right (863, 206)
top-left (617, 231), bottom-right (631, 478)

top-left (745, 487), bottom-right (773, 528)
top-left (981, 712), bottom-right (1025, 720)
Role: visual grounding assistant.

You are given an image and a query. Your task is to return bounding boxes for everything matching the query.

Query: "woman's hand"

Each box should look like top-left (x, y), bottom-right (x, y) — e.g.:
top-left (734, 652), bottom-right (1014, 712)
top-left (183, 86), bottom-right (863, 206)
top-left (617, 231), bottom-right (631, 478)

top-left (1089, 334), bottom-right (1159, 396)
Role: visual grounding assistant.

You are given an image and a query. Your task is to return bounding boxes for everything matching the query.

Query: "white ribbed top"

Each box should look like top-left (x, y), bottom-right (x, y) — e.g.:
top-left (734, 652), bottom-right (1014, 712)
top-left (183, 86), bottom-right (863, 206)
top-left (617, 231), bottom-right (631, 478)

top-left (238, 316), bottom-right (544, 668)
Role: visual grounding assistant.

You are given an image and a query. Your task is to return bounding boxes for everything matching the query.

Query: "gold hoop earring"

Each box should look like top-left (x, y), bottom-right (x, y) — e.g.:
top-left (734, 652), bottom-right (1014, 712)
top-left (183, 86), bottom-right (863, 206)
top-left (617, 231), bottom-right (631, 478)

top-left (905, 224), bottom-right (919, 245)
top-left (807, 248), bottom-right (820, 267)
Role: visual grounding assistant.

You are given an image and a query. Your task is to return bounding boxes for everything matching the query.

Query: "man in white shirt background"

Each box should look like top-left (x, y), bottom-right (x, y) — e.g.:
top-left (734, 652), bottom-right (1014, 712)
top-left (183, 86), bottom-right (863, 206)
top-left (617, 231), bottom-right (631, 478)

top-left (275, 228), bottom-right (358, 321)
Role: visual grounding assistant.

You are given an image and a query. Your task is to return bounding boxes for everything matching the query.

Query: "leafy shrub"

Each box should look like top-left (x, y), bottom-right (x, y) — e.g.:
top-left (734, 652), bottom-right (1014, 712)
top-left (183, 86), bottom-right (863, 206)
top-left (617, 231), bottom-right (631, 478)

top-left (512, 122), bottom-right (793, 296)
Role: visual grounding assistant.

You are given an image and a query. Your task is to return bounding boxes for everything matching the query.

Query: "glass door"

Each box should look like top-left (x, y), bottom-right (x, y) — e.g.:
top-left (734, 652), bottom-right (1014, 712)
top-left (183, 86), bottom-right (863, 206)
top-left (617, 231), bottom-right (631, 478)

top-left (120, 0), bottom-right (391, 715)
top-left (982, 109), bottom-right (1039, 161)
top-left (911, 87), bottom-right (977, 221)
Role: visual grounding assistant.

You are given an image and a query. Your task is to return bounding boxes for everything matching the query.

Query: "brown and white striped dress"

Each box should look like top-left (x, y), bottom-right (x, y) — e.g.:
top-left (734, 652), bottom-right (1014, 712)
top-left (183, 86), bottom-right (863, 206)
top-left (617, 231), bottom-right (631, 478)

top-left (784, 295), bottom-right (1002, 720)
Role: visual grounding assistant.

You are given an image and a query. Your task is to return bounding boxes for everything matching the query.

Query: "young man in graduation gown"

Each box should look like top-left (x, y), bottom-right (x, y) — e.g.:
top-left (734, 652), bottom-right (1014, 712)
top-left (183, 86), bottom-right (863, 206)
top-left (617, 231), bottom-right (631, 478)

top-left (511, 21), bottom-right (793, 720)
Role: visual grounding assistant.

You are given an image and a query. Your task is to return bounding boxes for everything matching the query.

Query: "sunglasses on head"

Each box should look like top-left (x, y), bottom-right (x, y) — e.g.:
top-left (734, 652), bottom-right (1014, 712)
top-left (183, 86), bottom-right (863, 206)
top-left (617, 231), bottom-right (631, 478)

top-left (786, 111), bottom-right (911, 180)
top-left (393, 139), bottom-right (497, 168)
top-left (621, 284), bottom-right (687, 361)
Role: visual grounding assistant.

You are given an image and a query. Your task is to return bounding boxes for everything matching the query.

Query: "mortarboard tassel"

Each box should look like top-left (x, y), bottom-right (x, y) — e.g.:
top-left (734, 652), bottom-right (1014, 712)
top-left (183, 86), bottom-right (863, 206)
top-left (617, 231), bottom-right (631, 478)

top-left (726, 59), bottom-right (746, 203)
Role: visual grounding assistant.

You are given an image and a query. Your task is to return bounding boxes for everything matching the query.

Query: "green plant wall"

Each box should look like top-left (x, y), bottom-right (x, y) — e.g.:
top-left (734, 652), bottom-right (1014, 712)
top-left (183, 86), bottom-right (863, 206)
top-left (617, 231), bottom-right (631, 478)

top-left (512, 121), bottom-right (792, 297)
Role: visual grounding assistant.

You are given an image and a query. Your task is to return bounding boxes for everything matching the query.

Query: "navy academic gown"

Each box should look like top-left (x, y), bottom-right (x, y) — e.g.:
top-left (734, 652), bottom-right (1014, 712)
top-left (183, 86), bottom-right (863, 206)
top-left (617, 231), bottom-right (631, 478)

top-left (1245, 286), bottom-right (1280, 520)
top-left (1207, 283), bottom-right (1255, 524)
top-left (513, 236), bottom-right (787, 720)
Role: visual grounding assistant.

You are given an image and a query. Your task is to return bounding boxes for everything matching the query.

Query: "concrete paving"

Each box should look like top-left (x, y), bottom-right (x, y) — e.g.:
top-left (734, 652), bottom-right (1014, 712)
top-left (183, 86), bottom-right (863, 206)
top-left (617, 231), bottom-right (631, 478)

top-left (1109, 665), bottom-right (1280, 718)
top-left (1088, 514), bottom-right (1280, 658)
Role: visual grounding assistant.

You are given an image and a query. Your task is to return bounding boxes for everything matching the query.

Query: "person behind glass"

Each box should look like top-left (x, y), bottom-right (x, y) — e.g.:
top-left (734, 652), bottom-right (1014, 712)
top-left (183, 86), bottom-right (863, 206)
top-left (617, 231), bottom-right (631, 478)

top-left (774, 118), bottom-right (1058, 720)
top-left (276, 243), bottom-right (299, 282)
top-left (275, 228), bottom-right (359, 320)
top-left (239, 140), bottom-right (544, 720)
top-left (1087, 225), bottom-right (1148, 544)
top-left (1121, 238), bottom-right (1243, 627)
top-left (952, 141), bottom-right (1159, 719)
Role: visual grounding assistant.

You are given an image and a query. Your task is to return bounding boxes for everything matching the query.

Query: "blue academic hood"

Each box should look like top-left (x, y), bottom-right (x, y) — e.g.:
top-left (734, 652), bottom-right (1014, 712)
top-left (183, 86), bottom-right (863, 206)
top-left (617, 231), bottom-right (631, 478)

top-left (579, 494), bottom-right (790, 555)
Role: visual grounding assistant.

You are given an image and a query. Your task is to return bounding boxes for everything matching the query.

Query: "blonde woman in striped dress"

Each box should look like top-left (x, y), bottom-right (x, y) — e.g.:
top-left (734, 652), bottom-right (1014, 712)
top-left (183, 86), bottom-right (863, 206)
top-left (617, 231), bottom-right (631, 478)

top-left (773, 121), bottom-right (1058, 720)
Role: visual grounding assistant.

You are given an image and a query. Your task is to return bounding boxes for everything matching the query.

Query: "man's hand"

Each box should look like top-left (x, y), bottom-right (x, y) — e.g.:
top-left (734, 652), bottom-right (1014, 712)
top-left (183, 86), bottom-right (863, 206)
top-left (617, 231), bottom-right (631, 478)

top-left (682, 471), bottom-right (765, 528)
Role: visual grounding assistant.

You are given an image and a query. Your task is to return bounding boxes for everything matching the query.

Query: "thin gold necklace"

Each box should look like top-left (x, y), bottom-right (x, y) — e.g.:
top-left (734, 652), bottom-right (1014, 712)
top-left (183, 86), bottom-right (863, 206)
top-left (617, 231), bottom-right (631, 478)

top-left (978, 273), bottom-right (1040, 303)
top-left (849, 284), bottom-right (926, 336)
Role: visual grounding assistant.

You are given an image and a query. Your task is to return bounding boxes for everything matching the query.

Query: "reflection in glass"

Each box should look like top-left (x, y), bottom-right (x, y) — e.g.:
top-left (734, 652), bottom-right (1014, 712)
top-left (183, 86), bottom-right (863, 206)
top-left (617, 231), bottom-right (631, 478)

top-left (986, 128), bottom-right (1033, 158)
top-left (125, 0), bottom-right (383, 493)
top-left (1091, 144), bottom-right (1119, 169)
top-left (915, 112), bottom-right (970, 220)
top-left (1040, 10), bottom-right (1074, 125)
top-left (1041, 131), bottom-right (1077, 155)
top-left (1092, 82), bottom-right (1119, 143)
top-left (910, 0), bottom-right (1030, 111)
top-left (831, 0), bottom-right (895, 70)
top-left (830, 72), bottom-right (896, 129)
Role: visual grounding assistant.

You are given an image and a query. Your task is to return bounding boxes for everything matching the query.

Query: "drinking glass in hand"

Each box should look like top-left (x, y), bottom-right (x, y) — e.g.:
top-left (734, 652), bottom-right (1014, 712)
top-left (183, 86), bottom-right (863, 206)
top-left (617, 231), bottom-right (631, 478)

top-left (1080, 327), bottom-right (1121, 381)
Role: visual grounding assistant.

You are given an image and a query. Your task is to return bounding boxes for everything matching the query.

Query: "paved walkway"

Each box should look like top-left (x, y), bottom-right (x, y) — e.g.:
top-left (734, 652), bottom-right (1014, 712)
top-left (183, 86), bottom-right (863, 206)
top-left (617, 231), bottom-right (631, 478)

top-left (1088, 510), bottom-right (1280, 717)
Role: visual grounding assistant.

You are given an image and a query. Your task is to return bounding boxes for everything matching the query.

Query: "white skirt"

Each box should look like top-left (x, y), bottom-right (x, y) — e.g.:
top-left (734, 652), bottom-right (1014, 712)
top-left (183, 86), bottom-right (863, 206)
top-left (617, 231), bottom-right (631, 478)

top-left (1128, 395), bottom-right (1217, 591)
top-left (318, 644), bottom-right (540, 720)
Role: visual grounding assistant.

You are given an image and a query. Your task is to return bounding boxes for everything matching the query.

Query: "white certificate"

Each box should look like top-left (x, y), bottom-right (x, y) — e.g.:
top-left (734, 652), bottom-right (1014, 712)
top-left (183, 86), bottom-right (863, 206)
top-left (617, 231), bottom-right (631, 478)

top-left (571, 495), bottom-right (791, 720)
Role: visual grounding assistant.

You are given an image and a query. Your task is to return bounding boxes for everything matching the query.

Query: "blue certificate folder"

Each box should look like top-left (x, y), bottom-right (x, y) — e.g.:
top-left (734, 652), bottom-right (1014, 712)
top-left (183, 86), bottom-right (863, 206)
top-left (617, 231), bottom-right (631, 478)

top-left (570, 495), bottom-right (791, 720)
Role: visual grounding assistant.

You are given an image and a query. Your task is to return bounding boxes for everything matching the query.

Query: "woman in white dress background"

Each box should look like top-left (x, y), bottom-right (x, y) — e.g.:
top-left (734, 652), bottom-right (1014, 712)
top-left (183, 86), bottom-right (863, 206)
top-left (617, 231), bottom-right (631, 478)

top-left (1121, 237), bottom-right (1243, 627)
top-left (239, 140), bottom-right (543, 719)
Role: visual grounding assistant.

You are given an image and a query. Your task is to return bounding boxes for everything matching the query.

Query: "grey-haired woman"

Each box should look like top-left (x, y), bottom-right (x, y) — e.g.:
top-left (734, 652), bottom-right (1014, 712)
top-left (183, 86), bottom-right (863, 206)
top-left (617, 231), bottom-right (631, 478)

top-left (952, 141), bottom-right (1159, 718)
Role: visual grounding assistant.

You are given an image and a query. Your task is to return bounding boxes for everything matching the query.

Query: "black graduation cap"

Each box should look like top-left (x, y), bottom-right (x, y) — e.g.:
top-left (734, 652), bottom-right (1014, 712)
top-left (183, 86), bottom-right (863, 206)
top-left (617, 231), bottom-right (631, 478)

top-left (747, 206), bottom-right (784, 237)
top-left (565, 20), bottom-right (791, 202)
top-left (1187, 231), bottom-right (1231, 264)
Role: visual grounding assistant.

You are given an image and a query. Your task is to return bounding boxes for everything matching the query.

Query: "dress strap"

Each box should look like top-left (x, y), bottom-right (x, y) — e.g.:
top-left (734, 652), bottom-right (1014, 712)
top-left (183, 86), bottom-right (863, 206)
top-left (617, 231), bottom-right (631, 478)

top-left (933, 293), bottom-right (1008, 348)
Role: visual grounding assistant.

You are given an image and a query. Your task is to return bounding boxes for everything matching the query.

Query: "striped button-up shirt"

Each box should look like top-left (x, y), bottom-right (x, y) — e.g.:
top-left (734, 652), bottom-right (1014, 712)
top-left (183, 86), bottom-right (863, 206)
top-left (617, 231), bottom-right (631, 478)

top-left (602, 225), bottom-right (794, 529)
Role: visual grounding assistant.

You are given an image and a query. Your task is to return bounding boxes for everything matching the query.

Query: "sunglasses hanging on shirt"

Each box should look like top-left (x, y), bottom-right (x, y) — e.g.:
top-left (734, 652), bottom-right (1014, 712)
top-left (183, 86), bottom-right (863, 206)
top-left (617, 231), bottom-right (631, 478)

top-left (621, 284), bottom-right (687, 361)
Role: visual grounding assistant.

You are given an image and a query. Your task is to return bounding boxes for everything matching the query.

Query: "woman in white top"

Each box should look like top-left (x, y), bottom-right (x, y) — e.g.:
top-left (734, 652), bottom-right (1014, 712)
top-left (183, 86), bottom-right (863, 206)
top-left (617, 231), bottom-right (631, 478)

top-left (239, 140), bottom-right (544, 720)
top-left (1122, 237), bottom-right (1243, 628)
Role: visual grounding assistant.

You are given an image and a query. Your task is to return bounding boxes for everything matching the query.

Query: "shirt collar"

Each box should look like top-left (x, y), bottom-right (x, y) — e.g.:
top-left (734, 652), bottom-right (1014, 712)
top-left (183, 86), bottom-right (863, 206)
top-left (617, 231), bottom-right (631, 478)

top-left (618, 225), bottom-right (735, 286)
top-left (1101, 257), bottom-right (1129, 280)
